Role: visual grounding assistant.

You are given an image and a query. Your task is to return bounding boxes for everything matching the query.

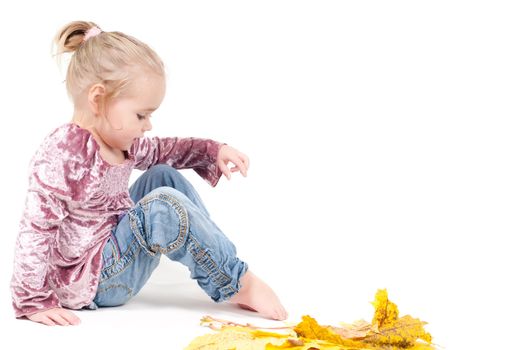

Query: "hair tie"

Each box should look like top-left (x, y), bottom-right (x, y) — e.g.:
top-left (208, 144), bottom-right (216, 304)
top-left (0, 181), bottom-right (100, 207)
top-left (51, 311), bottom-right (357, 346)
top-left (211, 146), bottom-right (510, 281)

top-left (83, 27), bottom-right (102, 42)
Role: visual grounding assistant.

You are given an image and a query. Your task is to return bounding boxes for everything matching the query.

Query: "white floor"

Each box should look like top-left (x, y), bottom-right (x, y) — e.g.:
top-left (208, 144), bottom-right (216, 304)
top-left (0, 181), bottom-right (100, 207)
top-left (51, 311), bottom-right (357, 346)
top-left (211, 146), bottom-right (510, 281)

top-left (2, 249), bottom-right (524, 350)
top-left (2, 255), bottom-right (444, 349)
top-left (2, 262), bottom-right (287, 349)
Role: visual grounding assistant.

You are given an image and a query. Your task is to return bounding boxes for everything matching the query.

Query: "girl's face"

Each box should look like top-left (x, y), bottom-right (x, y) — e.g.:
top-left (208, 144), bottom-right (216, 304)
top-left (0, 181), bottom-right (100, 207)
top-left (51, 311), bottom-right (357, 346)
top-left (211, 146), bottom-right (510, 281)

top-left (100, 72), bottom-right (166, 151)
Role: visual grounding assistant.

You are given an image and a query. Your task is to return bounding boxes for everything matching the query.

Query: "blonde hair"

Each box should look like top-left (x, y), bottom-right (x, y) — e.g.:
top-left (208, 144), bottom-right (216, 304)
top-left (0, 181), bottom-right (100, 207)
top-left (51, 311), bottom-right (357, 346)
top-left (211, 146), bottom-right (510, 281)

top-left (53, 21), bottom-right (165, 105)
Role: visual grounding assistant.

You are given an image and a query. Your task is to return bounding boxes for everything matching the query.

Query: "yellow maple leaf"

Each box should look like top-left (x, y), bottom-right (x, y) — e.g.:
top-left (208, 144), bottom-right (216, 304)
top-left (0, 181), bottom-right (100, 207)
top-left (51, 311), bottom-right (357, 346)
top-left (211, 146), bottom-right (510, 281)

top-left (185, 325), bottom-right (342, 350)
top-left (366, 315), bottom-right (433, 348)
top-left (265, 338), bottom-right (345, 349)
top-left (334, 319), bottom-right (372, 340)
top-left (366, 289), bottom-right (433, 348)
top-left (293, 315), bottom-right (367, 348)
top-left (185, 326), bottom-right (287, 350)
top-left (371, 288), bottom-right (399, 328)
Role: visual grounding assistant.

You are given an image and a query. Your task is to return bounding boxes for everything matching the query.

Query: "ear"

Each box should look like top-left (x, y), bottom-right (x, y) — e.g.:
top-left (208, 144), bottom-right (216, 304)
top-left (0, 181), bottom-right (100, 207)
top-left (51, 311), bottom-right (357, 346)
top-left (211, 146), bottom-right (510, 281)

top-left (87, 83), bottom-right (106, 116)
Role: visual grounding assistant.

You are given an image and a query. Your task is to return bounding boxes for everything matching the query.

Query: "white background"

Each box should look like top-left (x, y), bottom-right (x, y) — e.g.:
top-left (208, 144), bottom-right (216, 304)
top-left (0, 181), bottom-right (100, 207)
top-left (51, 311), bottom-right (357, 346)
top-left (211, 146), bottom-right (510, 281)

top-left (0, 1), bottom-right (526, 349)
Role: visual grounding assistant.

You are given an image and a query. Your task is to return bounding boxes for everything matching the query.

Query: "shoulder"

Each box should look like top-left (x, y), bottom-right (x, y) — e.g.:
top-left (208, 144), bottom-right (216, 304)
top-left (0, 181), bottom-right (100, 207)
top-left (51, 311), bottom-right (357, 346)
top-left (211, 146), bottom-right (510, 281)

top-left (38, 123), bottom-right (92, 156)
top-left (32, 123), bottom-right (96, 164)
top-left (29, 123), bottom-right (96, 196)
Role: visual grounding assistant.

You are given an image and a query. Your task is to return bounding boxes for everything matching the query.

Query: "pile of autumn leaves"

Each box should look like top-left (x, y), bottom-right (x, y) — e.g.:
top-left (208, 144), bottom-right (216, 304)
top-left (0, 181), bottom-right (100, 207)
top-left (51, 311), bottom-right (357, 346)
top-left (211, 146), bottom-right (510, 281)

top-left (185, 289), bottom-right (434, 349)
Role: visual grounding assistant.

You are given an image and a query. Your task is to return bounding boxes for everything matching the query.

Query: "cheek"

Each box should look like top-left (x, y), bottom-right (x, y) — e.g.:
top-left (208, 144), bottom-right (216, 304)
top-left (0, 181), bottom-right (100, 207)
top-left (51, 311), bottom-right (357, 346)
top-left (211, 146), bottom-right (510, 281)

top-left (124, 124), bottom-right (142, 137)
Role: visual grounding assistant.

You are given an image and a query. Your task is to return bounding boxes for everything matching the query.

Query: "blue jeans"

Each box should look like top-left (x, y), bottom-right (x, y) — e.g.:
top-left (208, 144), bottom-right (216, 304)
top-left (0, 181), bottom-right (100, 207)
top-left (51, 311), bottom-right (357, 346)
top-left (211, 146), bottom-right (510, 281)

top-left (91, 165), bottom-right (248, 308)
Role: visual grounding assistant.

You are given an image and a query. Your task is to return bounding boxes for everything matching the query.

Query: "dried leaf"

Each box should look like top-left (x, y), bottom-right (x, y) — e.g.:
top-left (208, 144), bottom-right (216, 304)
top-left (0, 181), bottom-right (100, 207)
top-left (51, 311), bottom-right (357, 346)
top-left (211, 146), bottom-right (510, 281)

top-left (185, 327), bottom-right (285, 350)
top-left (333, 319), bottom-right (372, 339)
top-left (365, 315), bottom-right (432, 347)
top-left (186, 289), bottom-right (436, 350)
top-left (365, 289), bottom-right (433, 348)
top-left (371, 289), bottom-right (399, 328)
top-left (201, 315), bottom-right (293, 331)
top-left (294, 315), bottom-right (366, 348)
top-left (265, 339), bottom-right (347, 350)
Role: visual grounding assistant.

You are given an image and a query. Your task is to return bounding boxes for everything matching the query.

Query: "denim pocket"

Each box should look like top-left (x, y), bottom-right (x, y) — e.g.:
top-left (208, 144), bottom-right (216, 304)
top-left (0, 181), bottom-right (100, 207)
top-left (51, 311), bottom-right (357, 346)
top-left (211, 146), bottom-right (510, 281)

top-left (94, 213), bottom-right (161, 307)
top-left (99, 216), bottom-right (142, 282)
top-left (101, 234), bottom-right (118, 269)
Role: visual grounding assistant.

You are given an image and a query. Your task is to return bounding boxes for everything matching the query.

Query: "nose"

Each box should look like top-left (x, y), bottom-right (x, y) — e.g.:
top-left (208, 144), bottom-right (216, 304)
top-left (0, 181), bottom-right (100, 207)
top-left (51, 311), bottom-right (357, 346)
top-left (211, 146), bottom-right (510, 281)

top-left (143, 118), bottom-right (152, 132)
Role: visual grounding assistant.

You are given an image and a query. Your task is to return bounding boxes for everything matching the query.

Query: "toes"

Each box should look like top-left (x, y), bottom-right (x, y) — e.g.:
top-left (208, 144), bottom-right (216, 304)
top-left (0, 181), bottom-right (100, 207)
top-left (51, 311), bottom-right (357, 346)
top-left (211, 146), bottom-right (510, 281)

top-left (278, 307), bottom-right (288, 321)
top-left (271, 308), bottom-right (284, 321)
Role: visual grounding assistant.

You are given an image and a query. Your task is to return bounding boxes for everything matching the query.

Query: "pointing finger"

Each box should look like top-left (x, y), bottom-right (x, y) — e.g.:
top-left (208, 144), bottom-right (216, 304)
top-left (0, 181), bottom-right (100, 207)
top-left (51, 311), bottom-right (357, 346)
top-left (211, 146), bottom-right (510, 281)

top-left (218, 161), bottom-right (231, 180)
top-left (233, 157), bottom-right (248, 177)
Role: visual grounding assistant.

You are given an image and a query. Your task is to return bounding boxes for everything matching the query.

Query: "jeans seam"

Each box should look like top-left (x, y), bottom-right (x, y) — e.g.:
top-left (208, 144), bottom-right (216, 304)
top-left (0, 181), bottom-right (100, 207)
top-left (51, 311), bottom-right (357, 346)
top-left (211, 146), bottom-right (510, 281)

top-left (129, 207), bottom-right (156, 257)
top-left (187, 233), bottom-right (231, 290)
top-left (100, 238), bottom-right (140, 282)
top-left (97, 283), bottom-right (133, 298)
top-left (110, 233), bottom-right (121, 260)
top-left (133, 190), bottom-right (189, 255)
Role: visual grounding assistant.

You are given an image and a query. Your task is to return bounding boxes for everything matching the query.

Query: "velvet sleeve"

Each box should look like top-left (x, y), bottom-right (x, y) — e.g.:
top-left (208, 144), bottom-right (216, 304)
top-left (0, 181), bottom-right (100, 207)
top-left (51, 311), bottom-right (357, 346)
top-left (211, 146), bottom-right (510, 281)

top-left (129, 136), bottom-right (224, 187)
top-left (11, 157), bottom-right (71, 318)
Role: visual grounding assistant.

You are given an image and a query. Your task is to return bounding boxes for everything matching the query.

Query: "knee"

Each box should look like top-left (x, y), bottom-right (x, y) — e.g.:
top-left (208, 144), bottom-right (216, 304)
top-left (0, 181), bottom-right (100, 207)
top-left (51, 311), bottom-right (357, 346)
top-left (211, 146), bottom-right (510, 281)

top-left (147, 164), bottom-right (180, 178)
top-left (148, 165), bottom-right (189, 187)
top-left (143, 186), bottom-right (191, 208)
top-left (136, 187), bottom-right (191, 253)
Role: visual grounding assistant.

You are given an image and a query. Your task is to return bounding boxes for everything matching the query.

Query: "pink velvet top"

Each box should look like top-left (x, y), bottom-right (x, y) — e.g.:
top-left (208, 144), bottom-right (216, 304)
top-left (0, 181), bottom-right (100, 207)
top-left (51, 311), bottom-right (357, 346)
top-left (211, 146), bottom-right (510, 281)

top-left (11, 122), bottom-right (223, 318)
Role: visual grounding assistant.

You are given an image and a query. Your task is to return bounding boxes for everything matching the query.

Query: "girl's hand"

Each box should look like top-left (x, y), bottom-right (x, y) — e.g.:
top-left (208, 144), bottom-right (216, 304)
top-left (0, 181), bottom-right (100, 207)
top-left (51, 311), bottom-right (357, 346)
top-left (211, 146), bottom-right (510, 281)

top-left (217, 145), bottom-right (250, 180)
top-left (26, 307), bottom-right (81, 326)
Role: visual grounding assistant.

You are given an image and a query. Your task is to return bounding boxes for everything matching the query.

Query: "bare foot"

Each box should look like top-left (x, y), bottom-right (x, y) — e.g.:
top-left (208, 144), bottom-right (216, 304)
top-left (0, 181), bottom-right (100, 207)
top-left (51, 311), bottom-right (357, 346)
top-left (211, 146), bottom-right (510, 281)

top-left (229, 270), bottom-right (288, 321)
top-left (238, 303), bottom-right (257, 312)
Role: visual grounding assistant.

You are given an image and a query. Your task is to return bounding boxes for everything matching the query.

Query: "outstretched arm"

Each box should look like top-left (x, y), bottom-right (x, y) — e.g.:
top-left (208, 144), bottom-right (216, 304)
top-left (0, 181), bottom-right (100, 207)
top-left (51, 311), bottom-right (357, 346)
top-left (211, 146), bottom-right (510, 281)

top-left (130, 136), bottom-right (224, 186)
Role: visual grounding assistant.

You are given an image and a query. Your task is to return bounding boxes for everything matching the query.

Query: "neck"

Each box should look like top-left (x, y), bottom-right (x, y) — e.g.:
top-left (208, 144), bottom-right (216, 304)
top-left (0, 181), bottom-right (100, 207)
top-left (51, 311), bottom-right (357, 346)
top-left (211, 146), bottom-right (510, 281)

top-left (72, 109), bottom-right (95, 128)
top-left (71, 110), bottom-right (113, 152)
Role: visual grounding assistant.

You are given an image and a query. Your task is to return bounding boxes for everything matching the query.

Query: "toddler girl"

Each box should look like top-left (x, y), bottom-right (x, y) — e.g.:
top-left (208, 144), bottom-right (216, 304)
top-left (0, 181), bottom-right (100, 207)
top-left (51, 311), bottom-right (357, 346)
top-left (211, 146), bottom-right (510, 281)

top-left (10, 21), bottom-right (287, 326)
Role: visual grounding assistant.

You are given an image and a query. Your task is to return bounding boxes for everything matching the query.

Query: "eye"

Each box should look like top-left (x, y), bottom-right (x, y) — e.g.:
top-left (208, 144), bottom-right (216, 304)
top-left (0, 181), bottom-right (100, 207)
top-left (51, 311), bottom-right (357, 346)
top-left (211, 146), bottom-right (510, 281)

top-left (137, 114), bottom-right (146, 120)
